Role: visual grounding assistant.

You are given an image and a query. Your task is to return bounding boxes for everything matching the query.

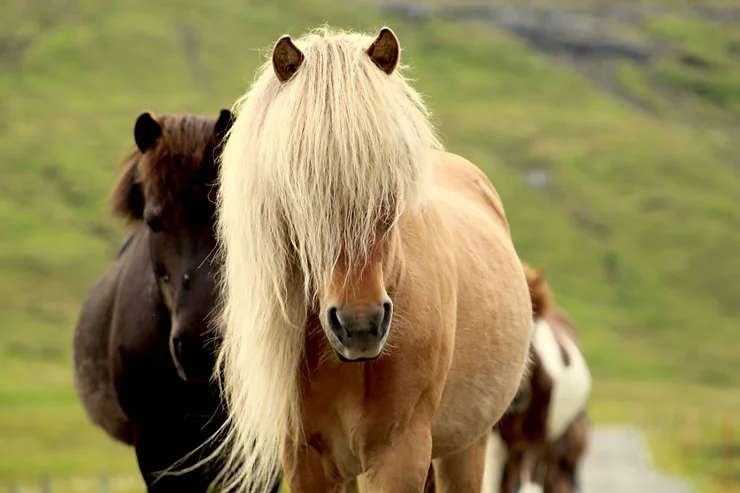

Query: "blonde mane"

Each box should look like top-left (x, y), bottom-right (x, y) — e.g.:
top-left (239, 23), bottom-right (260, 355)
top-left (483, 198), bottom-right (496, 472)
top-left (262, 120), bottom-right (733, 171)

top-left (214, 26), bottom-right (442, 491)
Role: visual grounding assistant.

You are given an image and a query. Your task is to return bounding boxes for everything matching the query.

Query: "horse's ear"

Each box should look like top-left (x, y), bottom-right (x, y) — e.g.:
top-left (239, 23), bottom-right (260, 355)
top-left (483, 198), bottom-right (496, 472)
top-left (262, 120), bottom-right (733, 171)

top-left (110, 159), bottom-right (145, 221)
top-left (366, 27), bottom-right (400, 75)
top-left (214, 109), bottom-right (234, 141)
top-left (272, 35), bottom-right (304, 83)
top-left (134, 112), bottom-right (161, 153)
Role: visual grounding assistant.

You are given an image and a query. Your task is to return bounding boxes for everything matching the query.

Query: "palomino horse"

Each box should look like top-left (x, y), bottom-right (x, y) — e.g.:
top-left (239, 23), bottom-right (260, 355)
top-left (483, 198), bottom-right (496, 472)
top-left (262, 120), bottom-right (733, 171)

top-left (213, 26), bottom-right (533, 493)
top-left (495, 265), bottom-right (591, 493)
top-left (73, 110), bottom-right (282, 493)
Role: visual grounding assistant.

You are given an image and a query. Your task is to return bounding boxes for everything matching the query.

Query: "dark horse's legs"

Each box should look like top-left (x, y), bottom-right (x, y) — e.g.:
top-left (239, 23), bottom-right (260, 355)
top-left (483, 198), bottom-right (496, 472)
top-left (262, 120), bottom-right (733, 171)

top-left (133, 418), bottom-right (220, 493)
top-left (133, 417), bottom-right (283, 493)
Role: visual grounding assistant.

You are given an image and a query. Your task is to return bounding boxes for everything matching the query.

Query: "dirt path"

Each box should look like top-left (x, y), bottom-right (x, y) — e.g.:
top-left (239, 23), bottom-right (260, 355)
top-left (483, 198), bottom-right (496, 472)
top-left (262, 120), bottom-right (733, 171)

top-left (581, 425), bottom-right (695, 493)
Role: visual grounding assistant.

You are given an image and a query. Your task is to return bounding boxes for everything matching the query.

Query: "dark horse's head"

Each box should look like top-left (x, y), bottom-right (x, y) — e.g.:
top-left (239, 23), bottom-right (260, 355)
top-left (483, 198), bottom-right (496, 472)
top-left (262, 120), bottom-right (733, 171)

top-left (110, 109), bottom-right (234, 383)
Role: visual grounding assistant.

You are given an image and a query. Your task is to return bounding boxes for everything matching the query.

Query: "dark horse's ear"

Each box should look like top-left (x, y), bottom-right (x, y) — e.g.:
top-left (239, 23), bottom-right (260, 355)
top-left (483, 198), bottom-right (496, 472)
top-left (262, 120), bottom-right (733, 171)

top-left (535, 266), bottom-right (546, 284)
top-left (134, 112), bottom-right (162, 153)
top-left (214, 109), bottom-right (234, 141)
top-left (110, 158), bottom-right (144, 221)
top-left (272, 35), bottom-right (304, 83)
top-left (366, 27), bottom-right (400, 75)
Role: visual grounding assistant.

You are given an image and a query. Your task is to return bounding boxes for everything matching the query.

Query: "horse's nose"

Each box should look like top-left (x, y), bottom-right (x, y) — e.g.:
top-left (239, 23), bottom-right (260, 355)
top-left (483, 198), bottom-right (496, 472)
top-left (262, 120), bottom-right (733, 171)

top-left (327, 301), bottom-right (392, 339)
top-left (324, 300), bottom-right (392, 361)
top-left (169, 330), bottom-right (215, 382)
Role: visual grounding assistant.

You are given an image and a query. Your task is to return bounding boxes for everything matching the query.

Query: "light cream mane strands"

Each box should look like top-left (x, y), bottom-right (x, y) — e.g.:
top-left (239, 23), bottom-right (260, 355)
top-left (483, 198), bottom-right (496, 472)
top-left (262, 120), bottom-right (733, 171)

top-left (214, 26), bottom-right (443, 492)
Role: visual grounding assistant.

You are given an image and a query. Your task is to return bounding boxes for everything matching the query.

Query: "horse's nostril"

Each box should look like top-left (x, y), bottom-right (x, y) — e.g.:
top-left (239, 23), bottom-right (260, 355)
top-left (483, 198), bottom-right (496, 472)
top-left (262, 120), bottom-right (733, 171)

top-left (328, 307), bottom-right (342, 330)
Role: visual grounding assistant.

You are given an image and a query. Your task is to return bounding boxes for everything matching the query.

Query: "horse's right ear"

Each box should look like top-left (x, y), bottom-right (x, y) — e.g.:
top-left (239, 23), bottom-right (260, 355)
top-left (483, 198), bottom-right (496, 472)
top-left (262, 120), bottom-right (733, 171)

top-left (110, 159), bottom-right (145, 221)
top-left (214, 109), bottom-right (234, 140)
top-left (134, 112), bottom-right (161, 153)
top-left (272, 35), bottom-right (304, 83)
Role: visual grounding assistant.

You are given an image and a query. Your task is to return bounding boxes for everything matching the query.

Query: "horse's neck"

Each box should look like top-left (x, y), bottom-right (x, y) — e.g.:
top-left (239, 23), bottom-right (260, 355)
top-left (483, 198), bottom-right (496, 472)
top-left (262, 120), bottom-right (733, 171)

top-left (382, 225), bottom-right (407, 294)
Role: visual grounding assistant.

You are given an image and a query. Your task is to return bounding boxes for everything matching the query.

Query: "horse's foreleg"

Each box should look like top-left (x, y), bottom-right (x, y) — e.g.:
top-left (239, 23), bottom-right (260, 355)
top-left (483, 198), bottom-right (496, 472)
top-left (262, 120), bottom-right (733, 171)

top-left (341, 476), bottom-right (362, 493)
top-left (432, 432), bottom-right (489, 493)
top-left (282, 444), bottom-right (343, 493)
top-left (362, 422), bottom-right (432, 493)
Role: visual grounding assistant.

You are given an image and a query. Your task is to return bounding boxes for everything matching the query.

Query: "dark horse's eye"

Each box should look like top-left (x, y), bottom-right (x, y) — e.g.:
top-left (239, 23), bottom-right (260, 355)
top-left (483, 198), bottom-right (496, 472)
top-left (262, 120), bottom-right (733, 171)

top-left (146, 216), bottom-right (164, 233)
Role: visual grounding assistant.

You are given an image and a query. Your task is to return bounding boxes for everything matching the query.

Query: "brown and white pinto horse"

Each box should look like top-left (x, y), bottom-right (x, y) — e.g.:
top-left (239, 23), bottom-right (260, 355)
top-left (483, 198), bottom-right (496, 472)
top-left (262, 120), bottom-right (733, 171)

top-left (492, 264), bottom-right (592, 493)
top-left (212, 26), bottom-right (533, 493)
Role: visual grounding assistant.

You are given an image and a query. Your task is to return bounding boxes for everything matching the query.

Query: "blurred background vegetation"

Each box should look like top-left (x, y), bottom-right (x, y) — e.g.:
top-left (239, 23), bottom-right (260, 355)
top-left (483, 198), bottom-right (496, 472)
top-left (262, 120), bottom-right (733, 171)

top-left (0, 0), bottom-right (738, 491)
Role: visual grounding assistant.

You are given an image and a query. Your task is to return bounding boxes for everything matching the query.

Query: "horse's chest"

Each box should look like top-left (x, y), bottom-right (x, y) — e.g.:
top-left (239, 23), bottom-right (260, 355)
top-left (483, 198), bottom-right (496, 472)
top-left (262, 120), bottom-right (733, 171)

top-left (300, 381), bottom-right (365, 477)
top-left (299, 339), bottom-right (366, 476)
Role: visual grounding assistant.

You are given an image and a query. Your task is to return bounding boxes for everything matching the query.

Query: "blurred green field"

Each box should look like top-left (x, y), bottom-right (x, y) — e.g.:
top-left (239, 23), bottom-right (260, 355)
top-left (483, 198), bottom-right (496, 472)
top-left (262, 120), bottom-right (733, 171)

top-left (1, 0), bottom-right (738, 491)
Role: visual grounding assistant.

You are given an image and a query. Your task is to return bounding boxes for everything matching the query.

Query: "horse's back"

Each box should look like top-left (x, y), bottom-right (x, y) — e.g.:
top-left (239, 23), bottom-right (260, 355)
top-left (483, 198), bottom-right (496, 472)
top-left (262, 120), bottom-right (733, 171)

top-left (422, 150), bottom-right (533, 456)
top-left (429, 150), bottom-right (510, 236)
top-left (73, 237), bottom-right (134, 445)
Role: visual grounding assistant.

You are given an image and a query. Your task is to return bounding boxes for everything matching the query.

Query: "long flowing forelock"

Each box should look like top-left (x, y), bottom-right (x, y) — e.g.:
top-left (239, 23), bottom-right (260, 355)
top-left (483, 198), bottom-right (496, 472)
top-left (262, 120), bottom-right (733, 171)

top-left (214, 26), bottom-right (442, 492)
top-left (261, 27), bottom-right (441, 293)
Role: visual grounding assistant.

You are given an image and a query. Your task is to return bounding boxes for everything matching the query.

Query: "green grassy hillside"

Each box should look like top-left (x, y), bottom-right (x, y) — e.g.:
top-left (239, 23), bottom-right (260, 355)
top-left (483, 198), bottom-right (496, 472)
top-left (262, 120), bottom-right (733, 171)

top-left (1, 0), bottom-right (738, 491)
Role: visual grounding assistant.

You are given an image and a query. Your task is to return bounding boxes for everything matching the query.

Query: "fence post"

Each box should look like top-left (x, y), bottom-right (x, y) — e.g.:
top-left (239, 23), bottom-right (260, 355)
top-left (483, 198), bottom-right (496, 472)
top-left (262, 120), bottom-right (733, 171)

top-left (40, 476), bottom-right (50, 493)
top-left (681, 409), bottom-right (696, 470)
top-left (100, 474), bottom-right (109, 493)
top-left (9, 484), bottom-right (20, 493)
top-left (722, 415), bottom-right (734, 487)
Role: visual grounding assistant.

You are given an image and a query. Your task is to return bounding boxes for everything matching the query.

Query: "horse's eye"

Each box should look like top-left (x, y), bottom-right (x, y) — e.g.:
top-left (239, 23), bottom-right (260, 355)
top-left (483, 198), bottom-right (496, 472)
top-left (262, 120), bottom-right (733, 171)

top-left (146, 216), bottom-right (164, 233)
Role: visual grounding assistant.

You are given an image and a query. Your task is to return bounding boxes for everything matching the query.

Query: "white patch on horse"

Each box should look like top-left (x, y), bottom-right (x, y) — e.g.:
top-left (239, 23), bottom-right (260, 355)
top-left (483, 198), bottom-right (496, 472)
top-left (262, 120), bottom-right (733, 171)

top-left (481, 430), bottom-right (506, 493)
top-left (517, 482), bottom-right (545, 493)
top-left (532, 319), bottom-right (591, 441)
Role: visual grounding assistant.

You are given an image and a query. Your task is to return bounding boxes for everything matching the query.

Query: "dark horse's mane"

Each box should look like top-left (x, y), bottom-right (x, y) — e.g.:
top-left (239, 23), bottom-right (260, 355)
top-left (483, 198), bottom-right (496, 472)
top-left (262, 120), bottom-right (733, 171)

top-left (524, 264), bottom-right (554, 320)
top-left (108, 114), bottom-right (225, 224)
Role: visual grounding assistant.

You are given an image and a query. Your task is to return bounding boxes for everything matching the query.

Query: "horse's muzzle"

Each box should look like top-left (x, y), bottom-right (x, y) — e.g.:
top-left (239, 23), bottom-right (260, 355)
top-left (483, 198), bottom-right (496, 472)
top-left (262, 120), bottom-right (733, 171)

top-left (323, 300), bottom-right (392, 362)
top-left (169, 331), bottom-right (216, 383)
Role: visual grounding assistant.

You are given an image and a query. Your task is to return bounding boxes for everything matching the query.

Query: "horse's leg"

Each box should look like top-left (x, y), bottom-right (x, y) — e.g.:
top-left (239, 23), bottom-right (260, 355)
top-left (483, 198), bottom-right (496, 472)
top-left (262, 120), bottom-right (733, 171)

top-left (341, 476), bottom-right (361, 493)
top-left (432, 432), bottom-right (489, 493)
top-left (282, 444), bottom-right (343, 493)
top-left (362, 421), bottom-right (433, 493)
top-left (132, 419), bottom-right (215, 493)
top-left (423, 463), bottom-right (436, 493)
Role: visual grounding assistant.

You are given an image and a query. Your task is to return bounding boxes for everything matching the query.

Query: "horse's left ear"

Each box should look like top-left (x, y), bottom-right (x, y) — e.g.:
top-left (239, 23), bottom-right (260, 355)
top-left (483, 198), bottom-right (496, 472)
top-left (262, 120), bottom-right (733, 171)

top-left (214, 109), bottom-right (234, 140)
top-left (366, 27), bottom-right (400, 75)
top-left (272, 35), bottom-right (304, 83)
top-left (134, 112), bottom-right (162, 153)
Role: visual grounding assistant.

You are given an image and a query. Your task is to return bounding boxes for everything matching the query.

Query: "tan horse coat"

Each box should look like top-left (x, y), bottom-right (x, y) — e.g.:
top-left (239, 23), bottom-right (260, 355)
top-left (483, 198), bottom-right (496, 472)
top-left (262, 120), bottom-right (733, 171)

top-left (287, 150), bottom-right (533, 492)
top-left (214, 26), bottom-right (533, 493)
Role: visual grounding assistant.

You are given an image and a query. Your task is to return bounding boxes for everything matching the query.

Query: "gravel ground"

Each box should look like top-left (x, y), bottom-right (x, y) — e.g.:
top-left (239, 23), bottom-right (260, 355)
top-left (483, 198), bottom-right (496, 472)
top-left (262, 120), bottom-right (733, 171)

top-left (581, 425), bottom-right (695, 493)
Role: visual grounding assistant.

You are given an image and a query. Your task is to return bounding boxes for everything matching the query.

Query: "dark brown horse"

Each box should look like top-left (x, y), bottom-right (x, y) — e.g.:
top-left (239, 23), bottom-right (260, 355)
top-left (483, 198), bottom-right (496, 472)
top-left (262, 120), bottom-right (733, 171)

top-left (72, 110), bottom-right (282, 493)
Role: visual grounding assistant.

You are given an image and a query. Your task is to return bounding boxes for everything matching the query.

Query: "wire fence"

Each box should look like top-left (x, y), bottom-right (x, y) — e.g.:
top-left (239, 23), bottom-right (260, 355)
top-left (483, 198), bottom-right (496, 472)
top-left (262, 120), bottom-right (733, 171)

top-left (5, 475), bottom-right (142, 493)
